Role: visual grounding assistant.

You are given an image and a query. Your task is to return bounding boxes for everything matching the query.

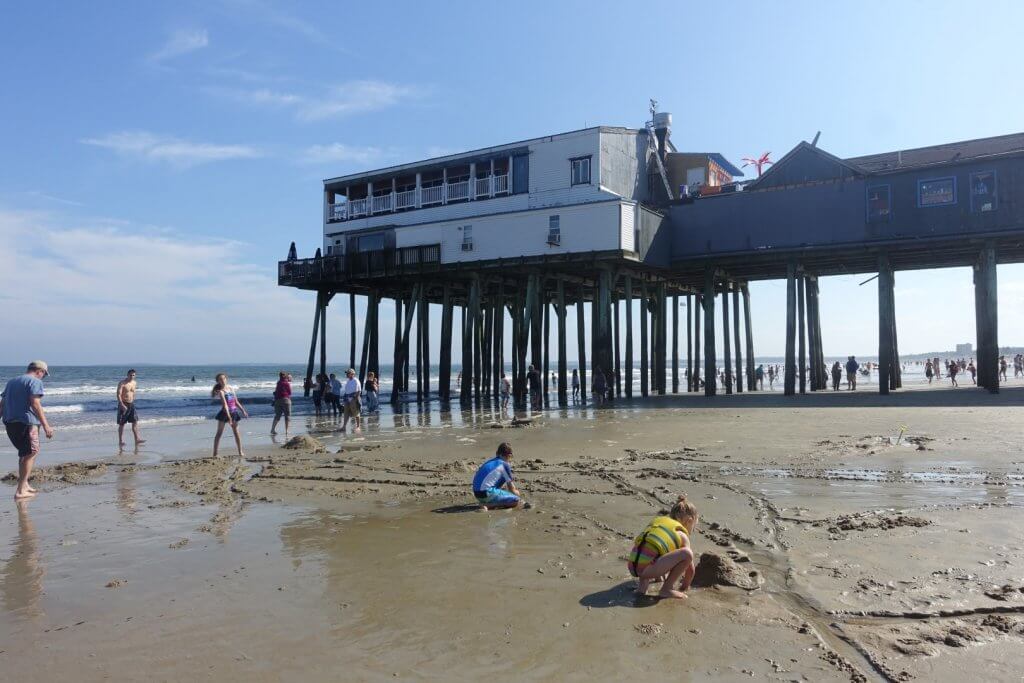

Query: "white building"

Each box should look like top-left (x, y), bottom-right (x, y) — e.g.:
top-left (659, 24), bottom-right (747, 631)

top-left (319, 125), bottom-right (669, 266)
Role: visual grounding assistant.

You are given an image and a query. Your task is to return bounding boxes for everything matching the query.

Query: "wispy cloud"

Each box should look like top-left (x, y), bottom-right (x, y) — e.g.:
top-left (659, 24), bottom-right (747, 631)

top-left (0, 208), bottom-right (310, 364)
top-left (149, 28), bottom-right (209, 63)
top-left (298, 143), bottom-right (387, 165)
top-left (218, 0), bottom-right (332, 47)
top-left (81, 131), bottom-right (261, 167)
top-left (205, 80), bottom-right (420, 122)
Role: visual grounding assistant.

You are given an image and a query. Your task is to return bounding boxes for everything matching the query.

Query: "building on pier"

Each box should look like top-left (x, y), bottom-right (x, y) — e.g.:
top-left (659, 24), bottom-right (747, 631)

top-left (280, 110), bottom-right (1024, 403)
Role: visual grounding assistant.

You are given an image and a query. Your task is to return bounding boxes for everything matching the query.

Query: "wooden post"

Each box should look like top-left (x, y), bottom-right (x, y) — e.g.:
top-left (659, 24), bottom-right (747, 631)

top-left (743, 284), bottom-right (755, 391)
top-left (657, 283), bottom-right (667, 394)
top-left (597, 270), bottom-right (612, 398)
top-left (878, 255), bottom-right (893, 396)
top-left (416, 288), bottom-right (424, 402)
top-left (805, 277), bottom-right (818, 391)
top-left (732, 286), bottom-right (742, 393)
top-left (319, 291), bottom-right (328, 379)
top-left (693, 293), bottom-right (702, 392)
top-left (349, 293), bottom-right (357, 371)
top-left (510, 297), bottom-right (521, 405)
top-left (703, 269), bottom-right (717, 397)
top-left (798, 272), bottom-right (807, 394)
top-left (624, 276), bottom-right (633, 398)
top-left (359, 293), bottom-right (372, 382)
top-left (440, 285), bottom-right (452, 402)
top-left (393, 286), bottom-right (419, 404)
top-left (393, 297), bottom-right (403, 394)
top-left (493, 285), bottom-right (504, 403)
top-left (640, 281), bottom-right (649, 398)
top-left (543, 293), bottom-right (550, 402)
top-left (305, 291), bottom-right (322, 396)
top-left (422, 286), bottom-right (431, 399)
top-left (815, 278), bottom-right (826, 391)
top-left (982, 244), bottom-right (999, 393)
top-left (483, 295), bottom-right (493, 400)
top-left (722, 284), bottom-right (733, 394)
top-left (784, 263), bottom-right (796, 396)
top-left (557, 279), bottom-right (568, 405)
top-left (672, 294), bottom-right (679, 393)
top-left (461, 295), bottom-right (472, 407)
top-left (685, 294), bottom-right (693, 392)
top-left (368, 291), bottom-right (379, 380)
top-left (613, 290), bottom-right (621, 398)
top-left (531, 276), bottom-right (542, 372)
top-left (576, 284), bottom-right (588, 403)
top-left (473, 281), bottom-right (483, 403)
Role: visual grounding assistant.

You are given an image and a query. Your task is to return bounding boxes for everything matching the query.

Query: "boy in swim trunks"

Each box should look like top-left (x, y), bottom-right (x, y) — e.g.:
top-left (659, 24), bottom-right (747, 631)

top-left (116, 369), bottom-right (145, 449)
top-left (472, 442), bottom-right (524, 510)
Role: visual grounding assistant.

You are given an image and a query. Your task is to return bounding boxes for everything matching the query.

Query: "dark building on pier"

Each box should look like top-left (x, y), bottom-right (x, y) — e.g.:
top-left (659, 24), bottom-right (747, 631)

top-left (280, 115), bottom-right (1024, 404)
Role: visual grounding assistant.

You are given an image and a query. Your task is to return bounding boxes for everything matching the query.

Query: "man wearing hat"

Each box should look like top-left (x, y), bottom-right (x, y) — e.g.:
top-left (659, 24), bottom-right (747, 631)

top-left (0, 361), bottom-right (54, 500)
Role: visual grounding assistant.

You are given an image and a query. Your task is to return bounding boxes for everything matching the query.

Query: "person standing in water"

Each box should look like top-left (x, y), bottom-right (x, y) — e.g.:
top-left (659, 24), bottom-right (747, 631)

top-left (1, 362), bottom-right (54, 500)
top-left (499, 372), bottom-right (511, 410)
top-left (212, 373), bottom-right (248, 457)
top-left (830, 361), bottom-right (842, 391)
top-left (364, 371), bottom-right (379, 413)
top-left (845, 356), bottom-right (860, 390)
top-left (271, 371), bottom-right (291, 436)
top-left (340, 368), bottom-right (362, 433)
top-left (116, 369), bottom-right (145, 449)
top-left (571, 369), bottom-right (580, 402)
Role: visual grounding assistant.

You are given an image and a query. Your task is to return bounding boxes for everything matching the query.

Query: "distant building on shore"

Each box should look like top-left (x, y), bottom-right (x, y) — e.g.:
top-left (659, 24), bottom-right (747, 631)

top-left (956, 343), bottom-right (973, 355)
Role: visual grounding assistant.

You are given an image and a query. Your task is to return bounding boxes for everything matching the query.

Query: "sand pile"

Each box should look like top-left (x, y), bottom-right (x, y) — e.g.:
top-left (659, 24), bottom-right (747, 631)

top-left (282, 435), bottom-right (327, 453)
top-left (691, 552), bottom-right (763, 590)
top-left (3, 461), bottom-right (107, 485)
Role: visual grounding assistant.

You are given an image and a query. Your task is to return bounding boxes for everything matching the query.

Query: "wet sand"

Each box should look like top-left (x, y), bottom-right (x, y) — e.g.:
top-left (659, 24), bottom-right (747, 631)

top-left (2, 385), bottom-right (1024, 681)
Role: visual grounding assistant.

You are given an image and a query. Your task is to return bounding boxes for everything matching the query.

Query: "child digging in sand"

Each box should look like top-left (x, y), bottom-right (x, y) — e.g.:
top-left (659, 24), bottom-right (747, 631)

top-left (627, 495), bottom-right (698, 599)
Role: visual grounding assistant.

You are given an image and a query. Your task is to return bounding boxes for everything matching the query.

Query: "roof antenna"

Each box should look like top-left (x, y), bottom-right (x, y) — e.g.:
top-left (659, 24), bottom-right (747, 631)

top-left (811, 131), bottom-right (821, 147)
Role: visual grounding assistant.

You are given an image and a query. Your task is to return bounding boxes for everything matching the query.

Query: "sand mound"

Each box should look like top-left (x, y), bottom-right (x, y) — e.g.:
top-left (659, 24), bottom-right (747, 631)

top-left (3, 461), bottom-right (107, 485)
top-left (282, 435), bottom-right (326, 453)
top-left (691, 552), bottom-right (762, 590)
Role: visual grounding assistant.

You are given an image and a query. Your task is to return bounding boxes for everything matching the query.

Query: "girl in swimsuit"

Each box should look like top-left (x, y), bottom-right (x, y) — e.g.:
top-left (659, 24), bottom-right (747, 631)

top-left (212, 373), bottom-right (248, 457)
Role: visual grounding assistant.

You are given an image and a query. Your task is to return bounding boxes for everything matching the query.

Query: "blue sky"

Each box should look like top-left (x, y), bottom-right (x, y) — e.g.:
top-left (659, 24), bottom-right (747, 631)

top-left (3, 1), bottom-right (1024, 364)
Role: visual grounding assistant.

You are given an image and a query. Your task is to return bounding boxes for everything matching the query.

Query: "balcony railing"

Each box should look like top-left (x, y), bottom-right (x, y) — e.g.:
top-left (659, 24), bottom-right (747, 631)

top-left (327, 173), bottom-right (511, 222)
top-left (279, 244), bottom-right (442, 287)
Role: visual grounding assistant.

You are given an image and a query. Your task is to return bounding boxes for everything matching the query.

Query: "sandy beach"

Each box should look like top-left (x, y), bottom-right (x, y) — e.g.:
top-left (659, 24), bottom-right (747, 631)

top-left (2, 385), bottom-right (1024, 682)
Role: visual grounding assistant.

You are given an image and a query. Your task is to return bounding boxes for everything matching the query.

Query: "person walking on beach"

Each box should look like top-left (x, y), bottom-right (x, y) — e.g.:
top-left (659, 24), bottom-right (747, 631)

top-left (340, 368), bottom-right (362, 433)
top-left (830, 361), bottom-right (842, 391)
top-left (968, 360), bottom-right (977, 384)
top-left (116, 369), bottom-right (145, 449)
top-left (527, 364), bottom-right (541, 410)
top-left (1000, 356), bottom-right (1009, 382)
top-left (754, 364), bottom-right (764, 390)
top-left (767, 365), bottom-right (775, 389)
top-left (500, 372), bottom-right (511, 410)
top-left (212, 373), bottom-right (248, 457)
top-left (571, 369), bottom-right (580, 402)
top-left (845, 356), bottom-right (860, 390)
top-left (1, 362), bottom-right (54, 500)
top-left (925, 360), bottom-right (934, 384)
top-left (364, 371), bottom-right (379, 413)
top-left (472, 442), bottom-right (524, 510)
top-left (627, 494), bottom-right (699, 599)
top-left (271, 371), bottom-right (292, 435)
top-left (949, 360), bottom-right (959, 387)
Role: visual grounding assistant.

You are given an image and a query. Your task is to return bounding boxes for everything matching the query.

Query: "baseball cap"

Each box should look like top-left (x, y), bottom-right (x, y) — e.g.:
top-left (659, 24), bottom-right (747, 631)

top-left (28, 360), bottom-right (49, 377)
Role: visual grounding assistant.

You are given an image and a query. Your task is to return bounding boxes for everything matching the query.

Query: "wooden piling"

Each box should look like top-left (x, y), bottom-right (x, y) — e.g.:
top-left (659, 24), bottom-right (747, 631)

top-left (597, 270), bottom-right (613, 398)
top-left (743, 285), bottom-right (755, 391)
top-left (439, 285), bottom-right (452, 402)
top-left (805, 277), bottom-right (819, 391)
top-left (542, 294), bottom-right (550, 402)
top-left (368, 291), bottom-right (379, 380)
top-left (416, 289), bottom-right (424, 402)
top-left (657, 283), bottom-right (667, 394)
top-left (624, 276), bottom-right (633, 398)
top-left (686, 294), bottom-right (693, 391)
top-left (613, 291), bottom-right (621, 397)
top-left (703, 269), bottom-right (717, 396)
top-left (981, 244), bottom-right (999, 393)
top-left (784, 263), bottom-right (796, 396)
top-left (557, 279), bottom-right (568, 405)
top-left (304, 291), bottom-right (322, 396)
top-left (393, 285), bottom-right (419, 404)
top-left (732, 286), bottom-right (742, 393)
top-left (473, 281), bottom-right (483, 403)
top-left (349, 293), bottom-right (356, 371)
top-left (797, 272), bottom-right (807, 394)
top-left (319, 291), bottom-right (328, 380)
top-left (722, 283), bottom-right (733, 395)
top-left (493, 285), bottom-right (504, 403)
top-left (672, 294), bottom-right (679, 393)
top-left (576, 284), bottom-right (588, 403)
top-left (693, 293), bottom-right (702, 392)
top-left (640, 281), bottom-right (649, 398)
top-left (878, 255), bottom-right (894, 396)
top-left (359, 294), bottom-right (372, 382)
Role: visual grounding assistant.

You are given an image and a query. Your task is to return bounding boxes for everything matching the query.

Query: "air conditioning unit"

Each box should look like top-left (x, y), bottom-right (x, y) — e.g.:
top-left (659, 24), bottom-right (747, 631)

top-left (461, 242), bottom-right (474, 252)
top-left (547, 233), bottom-right (561, 246)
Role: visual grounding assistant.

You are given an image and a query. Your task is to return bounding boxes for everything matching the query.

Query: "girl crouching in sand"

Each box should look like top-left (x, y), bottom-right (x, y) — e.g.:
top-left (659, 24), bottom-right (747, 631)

top-left (627, 495), bottom-right (698, 599)
top-left (212, 373), bottom-right (248, 457)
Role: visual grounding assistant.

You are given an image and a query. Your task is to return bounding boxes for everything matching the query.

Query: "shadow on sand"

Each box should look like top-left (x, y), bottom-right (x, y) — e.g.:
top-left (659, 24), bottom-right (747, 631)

top-left (431, 504), bottom-right (482, 514)
top-left (579, 581), bottom-right (660, 609)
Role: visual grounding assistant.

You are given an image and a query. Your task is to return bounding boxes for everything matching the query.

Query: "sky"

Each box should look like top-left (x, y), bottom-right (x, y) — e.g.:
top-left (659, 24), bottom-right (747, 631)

top-left (3, 1), bottom-right (1024, 365)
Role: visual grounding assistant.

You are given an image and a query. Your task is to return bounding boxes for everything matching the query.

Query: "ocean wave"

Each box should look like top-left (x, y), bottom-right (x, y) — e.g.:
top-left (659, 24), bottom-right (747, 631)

top-left (45, 404), bottom-right (86, 413)
top-left (45, 381), bottom-right (280, 397)
top-left (58, 415), bottom-right (212, 431)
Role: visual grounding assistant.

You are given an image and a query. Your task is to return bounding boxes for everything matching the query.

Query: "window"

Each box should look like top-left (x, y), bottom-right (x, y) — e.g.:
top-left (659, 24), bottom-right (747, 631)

top-left (357, 233), bottom-right (385, 252)
top-left (917, 176), bottom-right (957, 207)
top-left (461, 225), bottom-right (473, 251)
top-left (970, 170), bottom-right (997, 212)
top-left (547, 215), bottom-right (561, 246)
top-left (571, 156), bottom-right (591, 186)
top-left (866, 184), bottom-right (892, 222)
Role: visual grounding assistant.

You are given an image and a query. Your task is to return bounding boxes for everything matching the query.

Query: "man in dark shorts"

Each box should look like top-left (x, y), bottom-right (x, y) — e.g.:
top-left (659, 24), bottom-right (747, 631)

top-left (116, 368), bottom-right (145, 449)
top-left (1, 361), bottom-right (54, 501)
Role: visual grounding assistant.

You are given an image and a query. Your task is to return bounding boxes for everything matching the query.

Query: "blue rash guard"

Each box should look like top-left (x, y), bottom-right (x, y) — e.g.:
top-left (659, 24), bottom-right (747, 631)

top-left (473, 457), bottom-right (513, 494)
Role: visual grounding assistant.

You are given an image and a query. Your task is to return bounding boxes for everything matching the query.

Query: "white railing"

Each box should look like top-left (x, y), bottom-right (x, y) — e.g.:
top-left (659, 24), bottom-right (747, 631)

top-left (447, 180), bottom-right (469, 201)
top-left (328, 174), bottom-right (512, 222)
top-left (328, 203), bottom-right (347, 221)
top-left (348, 198), bottom-right (369, 217)
top-left (474, 176), bottom-right (491, 197)
top-left (395, 188), bottom-right (417, 209)
top-left (421, 185), bottom-right (443, 205)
